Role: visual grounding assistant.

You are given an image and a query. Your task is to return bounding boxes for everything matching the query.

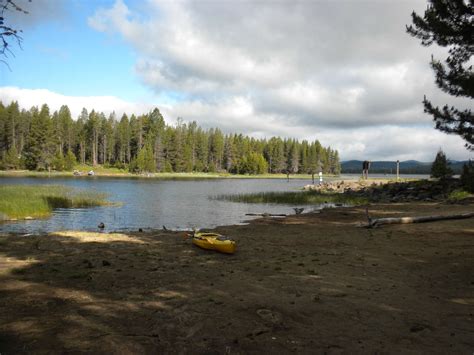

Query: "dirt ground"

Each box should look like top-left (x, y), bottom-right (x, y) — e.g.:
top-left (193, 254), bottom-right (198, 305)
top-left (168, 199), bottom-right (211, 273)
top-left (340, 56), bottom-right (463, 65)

top-left (0, 202), bottom-right (473, 354)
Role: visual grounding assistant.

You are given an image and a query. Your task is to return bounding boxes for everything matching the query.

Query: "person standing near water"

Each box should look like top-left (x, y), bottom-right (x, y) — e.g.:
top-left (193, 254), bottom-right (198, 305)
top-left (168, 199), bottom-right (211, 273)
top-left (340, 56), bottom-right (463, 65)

top-left (362, 160), bottom-right (370, 179)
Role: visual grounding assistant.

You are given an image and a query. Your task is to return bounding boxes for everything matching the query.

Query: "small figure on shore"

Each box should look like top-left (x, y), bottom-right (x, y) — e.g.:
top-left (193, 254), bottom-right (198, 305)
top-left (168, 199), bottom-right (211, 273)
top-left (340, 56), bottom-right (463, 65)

top-left (362, 160), bottom-right (370, 180)
top-left (319, 171), bottom-right (323, 185)
top-left (98, 222), bottom-right (105, 230)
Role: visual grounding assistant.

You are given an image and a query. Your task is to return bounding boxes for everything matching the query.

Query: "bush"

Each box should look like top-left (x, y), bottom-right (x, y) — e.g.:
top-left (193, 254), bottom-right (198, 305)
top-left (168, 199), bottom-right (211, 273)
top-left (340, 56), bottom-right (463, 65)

top-left (430, 149), bottom-right (453, 179)
top-left (3, 146), bottom-right (21, 170)
top-left (236, 152), bottom-right (268, 175)
top-left (128, 158), bottom-right (138, 173)
top-left (64, 150), bottom-right (77, 171)
top-left (51, 152), bottom-right (65, 171)
top-left (460, 161), bottom-right (474, 193)
top-left (163, 160), bottom-right (173, 173)
top-left (448, 189), bottom-right (471, 201)
top-left (113, 161), bottom-right (127, 170)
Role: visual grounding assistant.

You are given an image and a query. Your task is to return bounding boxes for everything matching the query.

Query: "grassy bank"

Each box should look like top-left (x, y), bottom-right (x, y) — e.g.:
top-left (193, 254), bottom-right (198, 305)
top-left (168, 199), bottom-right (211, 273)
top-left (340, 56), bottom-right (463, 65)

top-left (447, 189), bottom-right (473, 202)
top-left (216, 190), bottom-right (368, 205)
top-left (0, 169), bottom-right (336, 180)
top-left (0, 185), bottom-right (111, 220)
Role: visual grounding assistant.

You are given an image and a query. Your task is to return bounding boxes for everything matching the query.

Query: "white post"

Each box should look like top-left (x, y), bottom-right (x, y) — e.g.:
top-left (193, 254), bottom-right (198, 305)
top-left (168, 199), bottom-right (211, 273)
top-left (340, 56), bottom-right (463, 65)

top-left (396, 160), bottom-right (400, 181)
top-left (319, 171), bottom-right (323, 185)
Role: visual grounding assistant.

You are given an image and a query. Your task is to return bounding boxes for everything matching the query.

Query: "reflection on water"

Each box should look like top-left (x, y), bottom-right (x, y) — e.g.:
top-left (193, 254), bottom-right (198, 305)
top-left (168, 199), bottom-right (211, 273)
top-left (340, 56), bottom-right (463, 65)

top-left (0, 174), bottom-right (429, 233)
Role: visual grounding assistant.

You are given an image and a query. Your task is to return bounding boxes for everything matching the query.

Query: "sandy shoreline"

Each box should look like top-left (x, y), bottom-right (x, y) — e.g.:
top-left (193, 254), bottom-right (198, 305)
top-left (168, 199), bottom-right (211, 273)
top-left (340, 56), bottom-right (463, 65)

top-left (0, 202), bottom-right (473, 353)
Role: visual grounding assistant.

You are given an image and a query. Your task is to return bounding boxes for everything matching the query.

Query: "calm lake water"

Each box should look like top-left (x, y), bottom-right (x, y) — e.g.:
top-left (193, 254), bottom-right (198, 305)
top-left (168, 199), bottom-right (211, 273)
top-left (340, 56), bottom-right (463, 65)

top-left (0, 176), bottom-right (329, 233)
top-left (0, 174), bottom-right (429, 233)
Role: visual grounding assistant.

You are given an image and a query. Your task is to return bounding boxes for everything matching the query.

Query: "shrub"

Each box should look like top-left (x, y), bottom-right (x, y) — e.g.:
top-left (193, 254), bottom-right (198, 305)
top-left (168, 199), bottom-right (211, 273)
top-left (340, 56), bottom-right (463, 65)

top-left (460, 161), bottom-right (474, 193)
top-left (448, 189), bottom-right (471, 201)
top-left (3, 146), bottom-right (21, 170)
top-left (64, 150), bottom-right (77, 171)
top-left (430, 149), bottom-right (453, 179)
top-left (51, 152), bottom-right (65, 171)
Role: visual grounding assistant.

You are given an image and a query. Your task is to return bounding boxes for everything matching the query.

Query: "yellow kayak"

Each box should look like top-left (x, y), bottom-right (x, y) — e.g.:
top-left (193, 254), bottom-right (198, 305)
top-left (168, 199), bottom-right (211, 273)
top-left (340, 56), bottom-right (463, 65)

top-left (192, 232), bottom-right (236, 254)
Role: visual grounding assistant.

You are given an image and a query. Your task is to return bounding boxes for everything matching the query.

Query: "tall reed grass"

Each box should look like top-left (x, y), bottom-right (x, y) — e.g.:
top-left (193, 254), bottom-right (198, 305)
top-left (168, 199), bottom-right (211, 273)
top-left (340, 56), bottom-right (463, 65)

top-left (0, 185), bottom-right (110, 219)
top-left (216, 190), bottom-right (368, 205)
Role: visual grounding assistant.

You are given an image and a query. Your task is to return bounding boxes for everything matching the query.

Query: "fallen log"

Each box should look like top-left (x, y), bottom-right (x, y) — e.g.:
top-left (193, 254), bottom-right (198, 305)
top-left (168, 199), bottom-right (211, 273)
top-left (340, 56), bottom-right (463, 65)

top-left (245, 213), bottom-right (287, 217)
top-left (367, 210), bottom-right (474, 228)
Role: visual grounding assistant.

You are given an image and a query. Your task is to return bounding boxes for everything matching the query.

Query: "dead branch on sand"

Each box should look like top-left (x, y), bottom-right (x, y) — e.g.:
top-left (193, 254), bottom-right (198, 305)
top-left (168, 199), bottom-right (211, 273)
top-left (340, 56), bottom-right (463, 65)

top-left (365, 207), bottom-right (474, 228)
top-left (245, 213), bottom-right (287, 217)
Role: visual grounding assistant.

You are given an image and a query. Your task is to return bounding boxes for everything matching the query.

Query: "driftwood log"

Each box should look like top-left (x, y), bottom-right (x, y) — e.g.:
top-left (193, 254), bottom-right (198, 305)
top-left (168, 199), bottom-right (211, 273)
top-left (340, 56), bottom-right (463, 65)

top-left (245, 213), bottom-right (287, 217)
top-left (366, 207), bottom-right (474, 228)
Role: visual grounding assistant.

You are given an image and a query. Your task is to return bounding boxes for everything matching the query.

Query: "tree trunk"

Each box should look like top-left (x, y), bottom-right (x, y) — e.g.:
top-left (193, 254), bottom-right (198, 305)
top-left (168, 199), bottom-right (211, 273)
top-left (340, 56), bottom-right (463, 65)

top-left (80, 141), bottom-right (85, 164)
top-left (103, 135), bottom-right (107, 164)
top-left (92, 130), bottom-right (98, 166)
top-left (19, 135), bottom-right (24, 155)
top-left (367, 211), bottom-right (474, 228)
top-left (138, 126), bottom-right (143, 150)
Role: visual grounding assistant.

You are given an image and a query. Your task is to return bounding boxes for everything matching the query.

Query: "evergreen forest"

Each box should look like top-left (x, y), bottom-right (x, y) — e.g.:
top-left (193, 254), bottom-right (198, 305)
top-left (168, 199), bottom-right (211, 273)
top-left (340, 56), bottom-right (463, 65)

top-left (0, 101), bottom-right (340, 175)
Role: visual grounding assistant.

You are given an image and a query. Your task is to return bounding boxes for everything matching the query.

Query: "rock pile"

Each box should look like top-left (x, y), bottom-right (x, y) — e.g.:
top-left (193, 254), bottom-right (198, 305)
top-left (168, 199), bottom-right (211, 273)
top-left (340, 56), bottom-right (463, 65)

top-left (304, 180), bottom-right (386, 193)
top-left (304, 179), bottom-right (465, 203)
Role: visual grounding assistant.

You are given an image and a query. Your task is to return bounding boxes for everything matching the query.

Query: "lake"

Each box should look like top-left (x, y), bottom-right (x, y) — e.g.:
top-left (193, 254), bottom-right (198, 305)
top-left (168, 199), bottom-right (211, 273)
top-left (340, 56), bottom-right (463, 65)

top-left (0, 176), bottom-right (329, 233)
top-left (0, 174), bottom-right (429, 233)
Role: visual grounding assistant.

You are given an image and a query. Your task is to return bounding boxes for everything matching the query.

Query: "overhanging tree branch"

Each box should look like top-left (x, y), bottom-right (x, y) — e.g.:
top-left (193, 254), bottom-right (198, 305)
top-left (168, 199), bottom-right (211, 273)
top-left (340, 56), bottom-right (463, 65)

top-left (407, 0), bottom-right (473, 150)
top-left (0, 0), bottom-right (29, 66)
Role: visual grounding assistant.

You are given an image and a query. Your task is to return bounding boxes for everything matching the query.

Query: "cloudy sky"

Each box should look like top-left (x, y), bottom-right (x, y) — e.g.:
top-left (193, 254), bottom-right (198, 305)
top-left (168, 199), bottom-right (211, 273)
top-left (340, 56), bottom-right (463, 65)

top-left (1, 0), bottom-right (472, 161)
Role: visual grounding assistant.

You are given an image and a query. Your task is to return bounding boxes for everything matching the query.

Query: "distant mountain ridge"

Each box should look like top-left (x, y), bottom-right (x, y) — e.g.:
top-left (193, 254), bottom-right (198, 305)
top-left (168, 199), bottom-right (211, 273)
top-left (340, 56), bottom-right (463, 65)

top-left (341, 160), bottom-right (469, 174)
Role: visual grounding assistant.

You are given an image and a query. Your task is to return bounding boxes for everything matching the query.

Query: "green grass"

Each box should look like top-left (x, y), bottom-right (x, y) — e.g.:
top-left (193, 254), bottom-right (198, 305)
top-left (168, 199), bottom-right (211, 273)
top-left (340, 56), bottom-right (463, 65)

top-left (74, 164), bottom-right (129, 174)
top-left (0, 170), bottom-right (75, 178)
top-left (215, 190), bottom-right (368, 205)
top-left (72, 165), bottom-right (338, 179)
top-left (447, 189), bottom-right (472, 202)
top-left (0, 168), bottom-right (338, 180)
top-left (0, 185), bottom-right (111, 220)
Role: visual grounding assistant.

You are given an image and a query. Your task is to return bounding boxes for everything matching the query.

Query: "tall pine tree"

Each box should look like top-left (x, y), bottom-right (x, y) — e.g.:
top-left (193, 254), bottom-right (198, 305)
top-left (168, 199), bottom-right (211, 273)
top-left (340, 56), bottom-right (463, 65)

top-left (23, 104), bottom-right (55, 170)
top-left (407, 0), bottom-right (473, 149)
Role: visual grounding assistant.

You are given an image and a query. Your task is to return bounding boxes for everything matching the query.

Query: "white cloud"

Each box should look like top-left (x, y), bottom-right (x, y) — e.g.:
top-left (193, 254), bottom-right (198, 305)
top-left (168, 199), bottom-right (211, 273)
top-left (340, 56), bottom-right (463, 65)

top-left (317, 126), bottom-right (472, 162)
top-left (87, 0), bottom-right (472, 125)
top-left (0, 86), bottom-right (154, 118)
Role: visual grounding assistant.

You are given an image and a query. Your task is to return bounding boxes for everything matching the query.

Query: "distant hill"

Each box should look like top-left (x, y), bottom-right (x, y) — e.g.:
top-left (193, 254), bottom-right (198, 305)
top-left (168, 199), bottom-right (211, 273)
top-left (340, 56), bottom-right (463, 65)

top-left (341, 160), bottom-right (469, 174)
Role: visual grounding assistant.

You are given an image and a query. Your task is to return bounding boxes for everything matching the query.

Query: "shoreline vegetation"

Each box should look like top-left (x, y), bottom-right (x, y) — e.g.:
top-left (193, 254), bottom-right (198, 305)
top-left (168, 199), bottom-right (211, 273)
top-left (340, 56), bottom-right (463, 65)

top-left (217, 178), bottom-right (472, 205)
top-left (0, 168), bottom-right (340, 180)
top-left (216, 190), bottom-right (369, 206)
top-left (0, 185), bottom-right (111, 220)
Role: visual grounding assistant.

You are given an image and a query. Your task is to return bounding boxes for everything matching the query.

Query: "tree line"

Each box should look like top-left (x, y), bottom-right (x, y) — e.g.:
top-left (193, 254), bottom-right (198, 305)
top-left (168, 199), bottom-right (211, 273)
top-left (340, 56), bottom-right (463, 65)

top-left (0, 101), bottom-right (341, 175)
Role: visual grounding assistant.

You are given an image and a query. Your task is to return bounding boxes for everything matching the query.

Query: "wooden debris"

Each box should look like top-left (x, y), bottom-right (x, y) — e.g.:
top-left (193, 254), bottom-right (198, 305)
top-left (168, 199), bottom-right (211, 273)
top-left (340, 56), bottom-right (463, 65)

top-left (245, 213), bottom-right (287, 217)
top-left (366, 208), bottom-right (474, 228)
top-left (294, 208), bottom-right (305, 215)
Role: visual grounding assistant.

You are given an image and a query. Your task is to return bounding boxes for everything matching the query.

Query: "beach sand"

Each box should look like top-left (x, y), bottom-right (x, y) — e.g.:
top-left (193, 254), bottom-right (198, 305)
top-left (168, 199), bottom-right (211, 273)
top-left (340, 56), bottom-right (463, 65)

top-left (0, 202), bottom-right (473, 353)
